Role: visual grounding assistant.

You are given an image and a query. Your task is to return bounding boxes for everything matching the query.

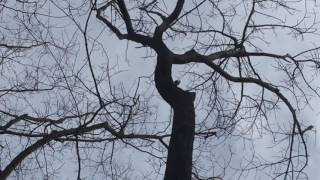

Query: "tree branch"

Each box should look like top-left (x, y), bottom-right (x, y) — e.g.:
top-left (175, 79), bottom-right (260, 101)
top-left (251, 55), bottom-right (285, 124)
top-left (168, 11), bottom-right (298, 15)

top-left (116, 0), bottom-right (134, 33)
top-left (154, 0), bottom-right (185, 38)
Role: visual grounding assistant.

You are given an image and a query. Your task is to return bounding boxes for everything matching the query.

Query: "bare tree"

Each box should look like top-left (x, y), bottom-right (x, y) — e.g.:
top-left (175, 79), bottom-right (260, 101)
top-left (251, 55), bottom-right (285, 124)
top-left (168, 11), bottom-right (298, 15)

top-left (0, 0), bottom-right (319, 179)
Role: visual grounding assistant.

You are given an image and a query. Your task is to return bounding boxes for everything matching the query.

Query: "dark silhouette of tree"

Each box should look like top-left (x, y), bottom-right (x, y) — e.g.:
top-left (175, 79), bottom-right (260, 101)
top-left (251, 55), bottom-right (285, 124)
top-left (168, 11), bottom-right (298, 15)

top-left (0, 0), bottom-right (319, 179)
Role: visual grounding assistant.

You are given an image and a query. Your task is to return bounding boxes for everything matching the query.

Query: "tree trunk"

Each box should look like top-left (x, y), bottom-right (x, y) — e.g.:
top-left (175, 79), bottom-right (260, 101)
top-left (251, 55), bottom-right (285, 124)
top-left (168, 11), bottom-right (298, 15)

top-left (154, 52), bottom-right (195, 180)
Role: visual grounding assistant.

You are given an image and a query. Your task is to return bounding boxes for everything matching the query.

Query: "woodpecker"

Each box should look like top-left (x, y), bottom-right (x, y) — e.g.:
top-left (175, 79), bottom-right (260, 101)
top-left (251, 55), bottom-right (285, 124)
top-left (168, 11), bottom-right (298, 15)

top-left (173, 80), bottom-right (180, 86)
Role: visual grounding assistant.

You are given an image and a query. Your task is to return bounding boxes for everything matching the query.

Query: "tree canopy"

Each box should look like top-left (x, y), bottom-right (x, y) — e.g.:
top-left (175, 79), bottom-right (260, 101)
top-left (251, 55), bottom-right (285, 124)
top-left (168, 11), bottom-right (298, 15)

top-left (0, 0), bottom-right (319, 179)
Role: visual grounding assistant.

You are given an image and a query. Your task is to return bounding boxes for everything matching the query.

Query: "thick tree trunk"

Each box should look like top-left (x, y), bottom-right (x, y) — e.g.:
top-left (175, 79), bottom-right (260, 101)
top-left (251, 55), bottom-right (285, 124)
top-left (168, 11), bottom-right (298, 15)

top-left (154, 52), bottom-right (195, 180)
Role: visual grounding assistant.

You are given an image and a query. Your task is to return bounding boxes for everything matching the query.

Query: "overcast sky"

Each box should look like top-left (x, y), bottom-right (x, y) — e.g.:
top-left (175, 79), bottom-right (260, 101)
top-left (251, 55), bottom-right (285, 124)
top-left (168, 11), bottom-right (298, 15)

top-left (1, 0), bottom-right (320, 179)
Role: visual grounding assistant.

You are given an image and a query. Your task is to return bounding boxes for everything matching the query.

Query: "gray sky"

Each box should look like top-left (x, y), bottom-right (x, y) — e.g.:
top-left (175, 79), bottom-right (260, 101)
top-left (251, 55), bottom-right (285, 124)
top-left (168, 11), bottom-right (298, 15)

top-left (1, 0), bottom-right (320, 179)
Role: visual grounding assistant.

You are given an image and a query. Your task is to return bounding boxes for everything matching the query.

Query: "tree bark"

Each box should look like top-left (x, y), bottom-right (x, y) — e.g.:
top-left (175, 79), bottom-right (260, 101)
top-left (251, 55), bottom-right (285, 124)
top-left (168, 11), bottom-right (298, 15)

top-left (154, 52), bottom-right (195, 180)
